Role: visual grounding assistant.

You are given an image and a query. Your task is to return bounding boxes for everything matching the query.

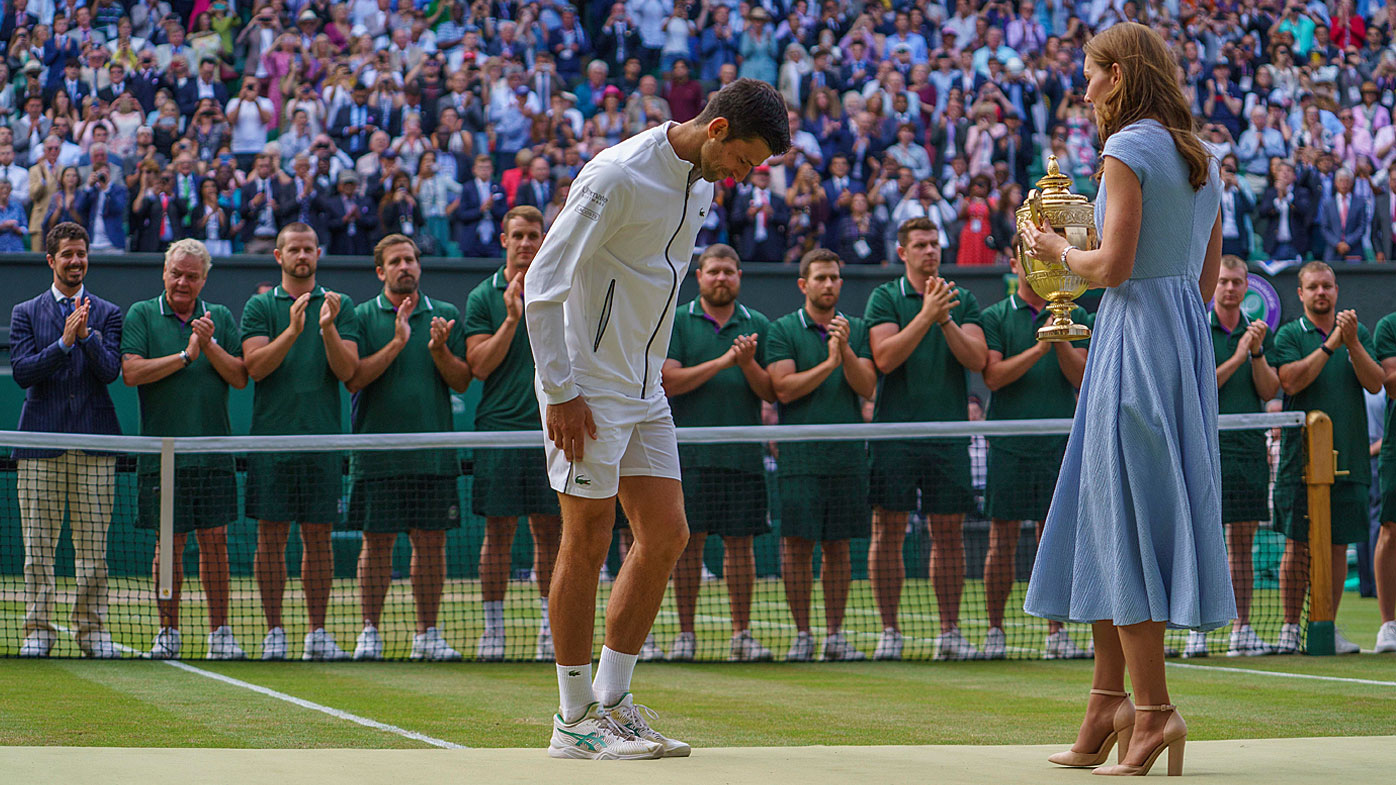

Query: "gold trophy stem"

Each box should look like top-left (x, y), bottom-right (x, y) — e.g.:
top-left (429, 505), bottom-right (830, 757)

top-left (1038, 298), bottom-right (1092, 342)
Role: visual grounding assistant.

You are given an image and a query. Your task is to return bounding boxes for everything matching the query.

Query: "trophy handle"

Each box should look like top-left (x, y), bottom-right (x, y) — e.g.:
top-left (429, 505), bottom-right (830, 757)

top-left (1027, 189), bottom-right (1045, 230)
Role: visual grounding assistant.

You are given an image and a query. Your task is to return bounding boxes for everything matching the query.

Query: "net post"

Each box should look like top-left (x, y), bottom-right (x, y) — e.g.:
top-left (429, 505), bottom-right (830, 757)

top-left (158, 437), bottom-right (175, 601)
top-left (1303, 410), bottom-right (1335, 656)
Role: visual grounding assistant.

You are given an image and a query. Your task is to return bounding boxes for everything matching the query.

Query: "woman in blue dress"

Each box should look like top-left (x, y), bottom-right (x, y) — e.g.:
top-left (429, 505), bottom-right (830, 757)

top-left (1021, 22), bottom-right (1230, 777)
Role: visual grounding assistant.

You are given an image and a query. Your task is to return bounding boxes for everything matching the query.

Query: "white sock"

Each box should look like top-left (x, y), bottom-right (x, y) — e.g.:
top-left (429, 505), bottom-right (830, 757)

top-left (484, 600), bottom-right (504, 635)
top-left (557, 663), bottom-right (594, 723)
top-left (592, 646), bottom-right (638, 708)
top-left (539, 597), bottom-right (551, 634)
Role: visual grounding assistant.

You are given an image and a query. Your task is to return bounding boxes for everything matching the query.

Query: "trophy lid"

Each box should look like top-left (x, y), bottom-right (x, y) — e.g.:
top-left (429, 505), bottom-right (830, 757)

top-left (1034, 155), bottom-right (1088, 206)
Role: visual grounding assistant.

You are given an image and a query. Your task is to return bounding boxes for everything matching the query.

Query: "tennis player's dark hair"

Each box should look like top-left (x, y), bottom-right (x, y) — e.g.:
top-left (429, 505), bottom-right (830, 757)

top-left (695, 78), bottom-right (792, 156)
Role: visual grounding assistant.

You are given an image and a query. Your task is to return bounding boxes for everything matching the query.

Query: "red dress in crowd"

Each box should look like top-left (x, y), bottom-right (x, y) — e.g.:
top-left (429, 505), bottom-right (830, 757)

top-left (957, 198), bottom-right (996, 266)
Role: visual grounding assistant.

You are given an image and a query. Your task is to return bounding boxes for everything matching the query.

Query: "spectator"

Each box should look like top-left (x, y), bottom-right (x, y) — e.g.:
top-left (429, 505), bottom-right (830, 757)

top-left (239, 222), bottom-right (361, 661)
top-left (784, 162), bottom-right (829, 264)
top-left (957, 174), bottom-right (996, 266)
top-left (345, 233), bottom-right (470, 661)
top-left (43, 166), bottom-right (86, 236)
top-left (130, 165), bottom-right (184, 253)
top-left (738, 7), bottom-right (778, 85)
top-left (28, 136), bottom-right (63, 250)
top-left (698, 4), bottom-right (739, 83)
top-left (121, 239), bottom-right (247, 660)
top-left (1270, 262), bottom-right (1384, 654)
top-left (625, 74), bottom-right (672, 136)
top-left (1321, 168), bottom-right (1369, 260)
top-left (1375, 160), bottom-right (1396, 261)
top-left (453, 154), bottom-right (506, 258)
top-left (766, 249), bottom-right (877, 661)
top-left (414, 150), bottom-right (461, 257)
top-left (12, 222), bottom-right (123, 659)
top-left (226, 77), bottom-right (274, 171)
top-left (732, 165), bottom-right (789, 264)
top-left (1220, 161), bottom-right (1256, 258)
top-left (887, 121), bottom-right (932, 181)
top-left (663, 59), bottom-right (704, 124)
top-left (836, 191), bottom-right (884, 265)
top-left (514, 156), bottom-right (553, 211)
top-left (323, 171), bottom-right (378, 257)
top-left (238, 154), bottom-right (287, 255)
top-left (376, 171), bottom-right (423, 243)
top-left (79, 162), bottom-right (127, 254)
top-left (0, 180), bottom-right (29, 251)
top-left (190, 178), bottom-right (233, 257)
top-left (1260, 161), bottom-right (1313, 261)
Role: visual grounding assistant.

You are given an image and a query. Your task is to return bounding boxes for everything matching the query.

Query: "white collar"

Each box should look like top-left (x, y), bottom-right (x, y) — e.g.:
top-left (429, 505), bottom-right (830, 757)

top-left (51, 283), bottom-right (86, 303)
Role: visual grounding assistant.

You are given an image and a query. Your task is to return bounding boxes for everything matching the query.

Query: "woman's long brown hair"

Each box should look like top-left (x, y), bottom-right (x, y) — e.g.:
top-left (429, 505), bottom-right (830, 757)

top-left (1085, 22), bottom-right (1211, 191)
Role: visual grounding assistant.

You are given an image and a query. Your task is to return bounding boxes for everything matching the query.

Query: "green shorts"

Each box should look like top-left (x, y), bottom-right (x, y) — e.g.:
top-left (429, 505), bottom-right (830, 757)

top-left (1272, 482), bottom-right (1370, 545)
top-left (868, 439), bottom-right (973, 514)
top-left (348, 475), bottom-right (462, 533)
top-left (681, 467), bottom-right (770, 537)
top-left (245, 452), bottom-right (344, 525)
top-left (471, 447), bottom-right (560, 518)
top-left (984, 446), bottom-right (1064, 522)
top-left (1220, 450), bottom-right (1271, 525)
top-left (137, 466), bottom-right (239, 534)
top-left (777, 473), bottom-right (870, 542)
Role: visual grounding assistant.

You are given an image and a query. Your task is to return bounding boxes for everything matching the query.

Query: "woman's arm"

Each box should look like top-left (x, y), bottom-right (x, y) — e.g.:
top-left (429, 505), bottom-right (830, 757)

top-left (1199, 211), bottom-right (1223, 302)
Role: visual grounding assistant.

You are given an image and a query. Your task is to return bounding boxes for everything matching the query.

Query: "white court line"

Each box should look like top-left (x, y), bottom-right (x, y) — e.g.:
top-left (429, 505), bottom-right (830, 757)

top-left (53, 625), bottom-right (466, 749)
top-left (1167, 661), bottom-right (1396, 688)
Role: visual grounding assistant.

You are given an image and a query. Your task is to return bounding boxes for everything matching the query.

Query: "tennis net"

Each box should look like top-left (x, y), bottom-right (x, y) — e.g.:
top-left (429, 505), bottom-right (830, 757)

top-left (0, 412), bottom-right (1311, 661)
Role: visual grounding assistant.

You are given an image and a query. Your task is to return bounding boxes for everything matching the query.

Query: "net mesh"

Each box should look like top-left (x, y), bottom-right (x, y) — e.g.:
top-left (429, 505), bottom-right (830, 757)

top-left (0, 413), bottom-right (1309, 661)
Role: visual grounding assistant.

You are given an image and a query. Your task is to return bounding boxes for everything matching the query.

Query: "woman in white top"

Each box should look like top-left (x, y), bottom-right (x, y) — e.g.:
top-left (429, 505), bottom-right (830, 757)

top-left (391, 114), bottom-right (431, 175)
top-left (109, 93), bottom-right (145, 158)
top-left (659, 3), bottom-right (694, 74)
top-left (414, 150), bottom-right (462, 257)
top-left (778, 43), bottom-right (809, 109)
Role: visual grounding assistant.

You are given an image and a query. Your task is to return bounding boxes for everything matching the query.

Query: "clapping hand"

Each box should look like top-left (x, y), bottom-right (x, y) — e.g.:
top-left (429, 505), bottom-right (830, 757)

top-left (429, 316), bottom-right (454, 352)
top-left (394, 295), bottom-right (416, 345)
top-left (1335, 309), bottom-right (1359, 347)
top-left (289, 292), bottom-right (311, 335)
top-left (922, 278), bottom-right (960, 325)
top-left (725, 333), bottom-right (759, 368)
top-left (503, 274), bottom-right (524, 323)
top-left (826, 315), bottom-right (850, 365)
top-left (62, 297), bottom-right (91, 346)
top-left (319, 291), bottom-right (342, 330)
top-left (191, 310), bottom-right (216, 347)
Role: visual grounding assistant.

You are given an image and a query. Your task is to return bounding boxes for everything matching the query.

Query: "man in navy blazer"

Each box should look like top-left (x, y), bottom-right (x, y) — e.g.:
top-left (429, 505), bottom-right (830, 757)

top-left (453, 154), bottom-right (507, 258)
top-left (78, 173), bottom-right (129, 253)
top-left (10, 222), bottom-right (124, 659)
top-left (1321, 169), bottom-right (1369, 261)
top-left (822, 153), bottom-right (865, 234)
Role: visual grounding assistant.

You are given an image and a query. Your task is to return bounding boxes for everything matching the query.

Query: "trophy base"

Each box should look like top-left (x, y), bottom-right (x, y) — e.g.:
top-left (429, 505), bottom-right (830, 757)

top-left (1036, 323), bottom-right (1092, 342)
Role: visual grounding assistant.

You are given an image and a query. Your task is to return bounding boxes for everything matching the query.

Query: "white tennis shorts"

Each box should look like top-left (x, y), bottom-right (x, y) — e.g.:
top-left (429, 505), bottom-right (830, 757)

top-left (537, 382), bottom-right (681, 499)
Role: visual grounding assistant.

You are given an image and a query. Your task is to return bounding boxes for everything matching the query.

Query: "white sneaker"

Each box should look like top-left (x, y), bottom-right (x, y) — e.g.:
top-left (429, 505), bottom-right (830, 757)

top-left (638, 633), bottom-right (663, 662)
top-left (598, 565), bottom-right (613, 583)
top-left (355, 624), bottom-right (384, 661)
top-left (874, 628), bottom-right (904, 661)
top-left (1376, 621), bottom-right (1396, 654)
top-left (548, 702), bottom-right (663, 760)
top-left (667, 631), bottom-right (696, 662)
top-left (1044, 629), bottom-right (1093, 659)
top-left (302, 628), bottom-right (349, 661)
top-left (1334, 628), bottom-right (1361, 655)
top-left (1227, 624), bottom-right (1273, 657)
top-left (700, 564), bottom-right (719, 582)
top-left (1275, 623), bottom-right (1301, 654)
top-left (412, 627), bottom-right (463, 661)
top-left (476, 631), bottom-right (505, 661)
top-left (262, 627), bottom-right (287, 660)
top-left (1183, 630), bottom-right (1209, 658)
top-left (19, 630), bottom-right (56, 658)
top-left (206, 626), bottom-right (246, 660)
top-left (786, 630), bottom-right (815, 662)
top-left (535, 628), bottom-right (555, 662)
top-left (821, 631), bottom-right (866, 661)
top-left (82, 631), bottom-right (120, 659)
top-left (150, 627), bottom-right (182, 659)
top-left (728, 630), bottom-right (773, 661)
top-left (982, 627), bottom-right (1007, 660)
top-left (933, 627), bottom-right (981, 661)
top-left (606, 693), bottom-right (691, 757)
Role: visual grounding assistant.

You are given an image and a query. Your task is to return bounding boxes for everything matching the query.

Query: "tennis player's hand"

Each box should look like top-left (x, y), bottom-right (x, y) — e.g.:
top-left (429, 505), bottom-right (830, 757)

top-left (547, 396), bottom-right (598, 463)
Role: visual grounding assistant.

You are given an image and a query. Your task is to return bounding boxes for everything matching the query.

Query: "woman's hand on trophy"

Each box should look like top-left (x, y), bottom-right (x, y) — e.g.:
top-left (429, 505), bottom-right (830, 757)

top-left (1022, 216), bottom-right (1068, 262)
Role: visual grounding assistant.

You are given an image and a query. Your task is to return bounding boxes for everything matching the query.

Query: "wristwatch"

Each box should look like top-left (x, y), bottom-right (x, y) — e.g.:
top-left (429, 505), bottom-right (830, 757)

top-left (179, 349), bottom-right (192, 366)
top-left (1249, 350), bottom-right (1264, 359)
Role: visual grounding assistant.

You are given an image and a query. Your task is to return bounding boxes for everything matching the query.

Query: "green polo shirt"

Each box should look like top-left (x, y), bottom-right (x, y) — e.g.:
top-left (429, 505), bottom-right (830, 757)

top-left (1210, 309), bottom-right (1277, 456)
top-left (1270, 315), bottom-right (1376, 487)
top-left (981, 294), bottom-right (1087, 456)
top-left (666, 298), bottom-right (771, 473)
top-left (240, 284), bottom-right (360, 435)
top-left (121, 294), bottom-right (241, 473)
top-left (766, 307), bottom-right (872, 476)
top-left (864, 276), bottom-right (982, 424)
top-left (1374, 313), bottom-right (1396, 481)
top-left (462, 267), bottom-right (539, 431)
top-left (350, 292), bottom-right (466, 478)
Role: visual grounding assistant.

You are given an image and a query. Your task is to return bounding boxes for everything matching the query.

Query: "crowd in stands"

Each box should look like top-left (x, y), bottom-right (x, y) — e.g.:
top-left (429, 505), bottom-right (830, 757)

top-left (9, 1), bottom-right (1396, 265)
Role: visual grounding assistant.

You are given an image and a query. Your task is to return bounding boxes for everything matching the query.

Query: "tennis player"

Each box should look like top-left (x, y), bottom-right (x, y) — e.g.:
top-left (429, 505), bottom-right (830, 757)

top-left (524, 78), bottom-right (789, 760)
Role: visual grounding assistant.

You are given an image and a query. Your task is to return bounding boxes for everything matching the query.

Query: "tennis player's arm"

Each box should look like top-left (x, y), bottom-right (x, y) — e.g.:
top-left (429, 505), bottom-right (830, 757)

top-left (1061, 157), bottom-right (1140, 288)
top-left (524, 161), bottom-right (631, 405)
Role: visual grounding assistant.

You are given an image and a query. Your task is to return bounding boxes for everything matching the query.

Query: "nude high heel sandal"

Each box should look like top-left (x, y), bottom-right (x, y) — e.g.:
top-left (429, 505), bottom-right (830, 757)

top-left (1047, 689), bottom-right (1135, 768)
top-left (1093, 704), bottom-right (1187, 776)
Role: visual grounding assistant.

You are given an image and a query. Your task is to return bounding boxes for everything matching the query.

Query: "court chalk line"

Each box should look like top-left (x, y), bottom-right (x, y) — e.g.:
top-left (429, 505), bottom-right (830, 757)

top-left (54, 625), bottom-right (466, 749)
top-left (1167, 660), bottom-right (1396, 688)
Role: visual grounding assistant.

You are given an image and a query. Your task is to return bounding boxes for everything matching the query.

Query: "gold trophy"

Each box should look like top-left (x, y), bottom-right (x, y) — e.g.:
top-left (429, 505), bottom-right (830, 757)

top-left (1015, 155), bottom-right (1095, 341)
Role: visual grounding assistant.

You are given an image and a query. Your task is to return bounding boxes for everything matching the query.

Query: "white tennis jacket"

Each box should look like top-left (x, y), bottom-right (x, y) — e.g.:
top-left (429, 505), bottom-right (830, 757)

top-left (524, 122), bottom-right (715, 405)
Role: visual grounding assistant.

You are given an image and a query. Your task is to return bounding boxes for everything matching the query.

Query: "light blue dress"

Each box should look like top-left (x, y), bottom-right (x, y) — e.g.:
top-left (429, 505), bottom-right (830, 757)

top-left (1024, 120), bottom-right (1237, 632)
